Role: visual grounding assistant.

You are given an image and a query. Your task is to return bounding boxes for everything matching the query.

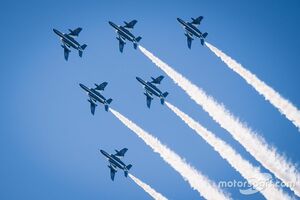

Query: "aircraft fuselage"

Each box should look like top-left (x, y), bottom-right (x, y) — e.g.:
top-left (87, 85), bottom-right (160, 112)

top-left (100, 150), bottom-right (126, 170)
top-left (53, 29), bottom-right (82, 50)
top-left (79, 83), bottom-right (106, 104)
top-left (109, 21), bottom-right (137, 42)
top-left (136, 77), bottom-right (162, 97)
top-left (177, 18), bottom-right (202, 38)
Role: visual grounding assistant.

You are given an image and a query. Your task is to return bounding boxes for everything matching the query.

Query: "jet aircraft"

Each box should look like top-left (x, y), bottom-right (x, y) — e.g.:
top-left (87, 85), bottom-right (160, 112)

top-left (79, 82), bottom-right (112, 115)
top-left (53, 28), bottom-right (87, 60)
top-left (136, 76), bottom-right (169, 108)
top-left (108, 20), bottom-right (142, 52)
top-left (177, 16), bottom-right (208, 49)
top-left (100, 148), bottom-right (132, 181)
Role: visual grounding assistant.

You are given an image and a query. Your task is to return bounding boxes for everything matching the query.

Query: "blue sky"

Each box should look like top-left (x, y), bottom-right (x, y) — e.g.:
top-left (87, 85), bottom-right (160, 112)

top-left (1, 0), bottom-right (300, 199)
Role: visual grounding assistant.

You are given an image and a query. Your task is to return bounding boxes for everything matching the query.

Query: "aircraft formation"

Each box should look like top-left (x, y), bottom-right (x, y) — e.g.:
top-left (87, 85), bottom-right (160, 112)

top-left (53, 17), bottom-right (207, 180)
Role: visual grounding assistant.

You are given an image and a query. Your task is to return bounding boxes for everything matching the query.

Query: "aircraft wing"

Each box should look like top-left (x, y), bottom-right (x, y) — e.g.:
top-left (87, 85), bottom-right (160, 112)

top-left (95, 82), bottom-right (108, 91)
top-left (68, 27), bottom-right (82, 37)
top-left (186, 34), bottom-right (193, 49)
top-left (124, 20), bottom-right (137, 29)
top-left (144, 93), bottom-right (153, 108)
top-left (109, 165), bottom-right (116, 181)
top-left (61, 45), bottom-right (70, 61)
top-left (64, 47), bottom-right (70, 61)
top-left (88, 99), bottom-right (97, 115)
top-left (191, 16), bottom-right (203, 26)
top-left (151, 76), bottom-right (164, 84)
top-left (115, 148), bottom-right (128, 157)
top-left (119, 39), bottom-right (125, 53)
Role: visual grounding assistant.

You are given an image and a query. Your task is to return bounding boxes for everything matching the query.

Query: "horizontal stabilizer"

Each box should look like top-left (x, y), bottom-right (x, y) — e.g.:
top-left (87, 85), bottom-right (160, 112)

top-left (202, 32), bottom-right (208, 38)
top-left (201, 39), bottom-right (204, 46)
top-left (160, 92), bottom-right (169, 105)
top-left (81, 44), bottom-right (87, 50)
top-left (126, 164), bottom-right (132, 170)
top-left (162, 92), bottom-right (169, 98)
top-left (78, 44), bottom-right (87, 57)
top-left (124, 164), bottom-right (132, 177)
top-left (124, 171), bottom-right (128, 177)
top-left (105, 104), bottom-right (109, 112)
top-left (106, 98), bottom-right (113, 104)
top-left (135, 36), bottom-right (142, 42)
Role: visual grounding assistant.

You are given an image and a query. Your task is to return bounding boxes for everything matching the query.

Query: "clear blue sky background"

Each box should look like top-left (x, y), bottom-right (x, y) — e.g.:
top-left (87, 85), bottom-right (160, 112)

top-left (1, 0), bottom-right (300, 199)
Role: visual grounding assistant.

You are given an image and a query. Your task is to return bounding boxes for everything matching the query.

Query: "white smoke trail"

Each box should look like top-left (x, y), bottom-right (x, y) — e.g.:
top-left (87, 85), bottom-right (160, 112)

top-left (129, 174), bottom-right (168, 200)
top-left (138, 45), bottom-right (300, 196)
top-left (205, 42), bottom-right (300, 131)
top-left (165, 101), bottom-right (292, 200)
top-left (110, 108), bottom-right (230, 200)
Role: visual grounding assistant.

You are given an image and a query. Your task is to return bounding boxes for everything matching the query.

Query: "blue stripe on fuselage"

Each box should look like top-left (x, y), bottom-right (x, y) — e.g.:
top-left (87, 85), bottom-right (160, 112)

top-left (89, 89), bottom-right (106, 104)
top-left (109, 155), bottom-right (126, 169)
top-left (145, 82), bottom-right (162, 97)
top-left (185, 22), bottom-right (202, 37)
top-left (62, 34), bottom-right (80, 49)
top-left (115, 26), bottom-right (135, 42)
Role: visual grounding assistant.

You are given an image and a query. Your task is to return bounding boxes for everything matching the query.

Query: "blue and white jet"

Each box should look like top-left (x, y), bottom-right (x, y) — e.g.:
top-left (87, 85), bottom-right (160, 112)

top-left (177, 16), bottom-right (208, 49)
top-left (79, 82), bottom-right (112, 115)
top-left (109, 20), bottom-right (142, 53)
top-left (100, 148), bottom-right (132, 181)
top-left (136, 76), bottom-right (169, 108)
top-left (53, 28), bottom-right (87, 61)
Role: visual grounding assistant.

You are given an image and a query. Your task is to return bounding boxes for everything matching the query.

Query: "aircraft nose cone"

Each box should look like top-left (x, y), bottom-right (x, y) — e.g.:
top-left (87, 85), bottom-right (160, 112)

top-left (108, 21), bottom-right (113, 26)
top-left (79, 83), bottom-right (87, 91)
top-left (177, 18), bottom-right (183, 23)
top-left (53, 28), bottom-right (59, 34)
top-left (100, 149), bottom-right (106, 155)
top-left (136, 77), bottom-right (142, 82)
